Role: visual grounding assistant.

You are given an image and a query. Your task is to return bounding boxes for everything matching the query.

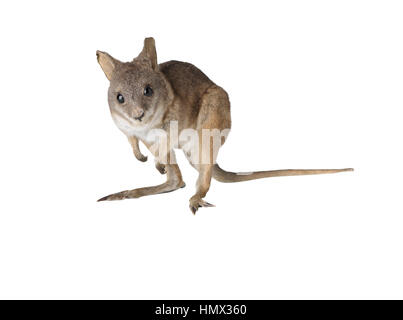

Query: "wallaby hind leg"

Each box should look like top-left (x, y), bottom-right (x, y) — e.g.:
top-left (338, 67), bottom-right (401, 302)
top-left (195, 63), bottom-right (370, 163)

top-left (189, 164), bottom-right (215, 214)
top-left (98, 146), bottom-right (184, 202)
top-left (188, 86), bottom-right (231, 214)
top-left (98, 163), bottom-right (185, 201)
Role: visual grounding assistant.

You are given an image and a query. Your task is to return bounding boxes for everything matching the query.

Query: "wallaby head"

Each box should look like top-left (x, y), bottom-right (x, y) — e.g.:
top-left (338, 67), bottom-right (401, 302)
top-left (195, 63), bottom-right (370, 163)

top-left (96, 38), bottom-right (172, 132)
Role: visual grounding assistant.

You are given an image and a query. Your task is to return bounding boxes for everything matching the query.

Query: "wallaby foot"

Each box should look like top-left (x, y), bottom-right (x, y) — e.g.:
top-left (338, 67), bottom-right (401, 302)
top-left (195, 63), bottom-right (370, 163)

top-left (98, 190), bottom-right (131, 201)
top-left (98, 180), bottom-right (185, 202)
top-left (98, 163), bottom-right (185, 202)
top-left (189, 196), bottom-right (215, 214)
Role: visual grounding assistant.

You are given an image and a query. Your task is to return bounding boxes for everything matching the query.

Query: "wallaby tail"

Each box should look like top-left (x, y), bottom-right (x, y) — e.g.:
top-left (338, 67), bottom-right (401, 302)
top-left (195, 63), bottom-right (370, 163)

top-left (212, 164), bottom-right (353, 183)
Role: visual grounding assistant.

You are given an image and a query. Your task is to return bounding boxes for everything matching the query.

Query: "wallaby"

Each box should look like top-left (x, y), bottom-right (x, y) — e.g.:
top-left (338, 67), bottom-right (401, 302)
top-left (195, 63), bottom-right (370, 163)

top-left (96, 37), bottom-right (353, 214)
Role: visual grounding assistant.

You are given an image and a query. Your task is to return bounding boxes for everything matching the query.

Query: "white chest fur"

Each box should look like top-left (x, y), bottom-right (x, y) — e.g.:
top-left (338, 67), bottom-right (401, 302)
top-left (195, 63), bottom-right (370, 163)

top-left (111, 112), bottom-right (152, 142)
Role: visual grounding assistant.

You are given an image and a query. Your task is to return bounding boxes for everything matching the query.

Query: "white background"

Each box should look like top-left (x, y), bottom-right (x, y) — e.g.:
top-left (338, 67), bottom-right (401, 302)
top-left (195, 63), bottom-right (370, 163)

top-left (0, 0), bottom-right (402, 299)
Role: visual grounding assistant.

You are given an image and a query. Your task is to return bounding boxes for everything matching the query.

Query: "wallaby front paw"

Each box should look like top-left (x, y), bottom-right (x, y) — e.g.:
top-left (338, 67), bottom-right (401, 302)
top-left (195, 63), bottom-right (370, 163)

top-left (135, 154), bottom-right (148, 162)
top-left (155, 162), bottom-right (166, 174)
top-left (189, 197), bottom-right (215, 214)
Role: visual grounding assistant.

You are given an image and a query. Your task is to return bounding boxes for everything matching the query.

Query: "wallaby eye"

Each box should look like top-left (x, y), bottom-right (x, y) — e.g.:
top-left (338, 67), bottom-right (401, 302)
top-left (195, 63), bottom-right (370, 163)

top-left (144, 85), bottom-right (153, 97)
top-left (117, 93), bottom-right (125, 104)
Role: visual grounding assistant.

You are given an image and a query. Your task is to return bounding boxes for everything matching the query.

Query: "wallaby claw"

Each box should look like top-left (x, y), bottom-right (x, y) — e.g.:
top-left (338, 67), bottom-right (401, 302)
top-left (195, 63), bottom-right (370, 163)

top-left (202, 201), bottom-right (215, 207)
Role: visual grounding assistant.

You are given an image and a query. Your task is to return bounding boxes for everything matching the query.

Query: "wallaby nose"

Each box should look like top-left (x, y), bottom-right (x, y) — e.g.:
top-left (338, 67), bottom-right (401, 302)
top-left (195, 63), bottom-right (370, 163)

top-left (133, 107), bottom-right (144, 121)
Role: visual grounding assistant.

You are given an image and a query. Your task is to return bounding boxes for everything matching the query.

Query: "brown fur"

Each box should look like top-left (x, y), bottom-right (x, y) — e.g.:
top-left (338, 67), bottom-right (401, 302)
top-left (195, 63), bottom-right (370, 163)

top-left (96, 37), bottom-right (353, 214)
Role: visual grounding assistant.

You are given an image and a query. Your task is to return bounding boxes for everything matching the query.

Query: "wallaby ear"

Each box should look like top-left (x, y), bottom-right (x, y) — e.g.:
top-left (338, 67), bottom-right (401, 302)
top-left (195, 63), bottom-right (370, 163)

top-left (136, 37), bottom-right (158, 70)
top-left (96, 50), bottom-right (120, 80)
